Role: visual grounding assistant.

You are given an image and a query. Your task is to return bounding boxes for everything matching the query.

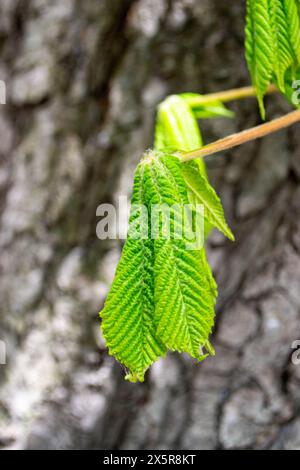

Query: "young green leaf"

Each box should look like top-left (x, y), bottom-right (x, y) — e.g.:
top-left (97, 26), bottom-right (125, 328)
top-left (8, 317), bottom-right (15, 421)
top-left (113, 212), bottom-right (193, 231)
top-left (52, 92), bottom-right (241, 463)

top-left (245, 0), bottom-right (274, 118)
top-left (281, 0), bottom-right (300, 64)
top-left (245, 0), bottom-right (300, 116)
top-left (101, 91), bottom-right (235, 382)
top-left (180, 162), bottom-right (235, 241)
top-left (100, 165), bottom-right (166, 383)
top-left (154, 94), bottom-right (208, 181)
top-left (154, 95), bottom-right (203, 153)
top-left (154, 94), bottom-right (232, 237)
top-left (141, 153), bottom-right (217, 359)
top-left (269, 0), bottom-right (297, 91)
top-left (100, 150), bottom-right (233, 381)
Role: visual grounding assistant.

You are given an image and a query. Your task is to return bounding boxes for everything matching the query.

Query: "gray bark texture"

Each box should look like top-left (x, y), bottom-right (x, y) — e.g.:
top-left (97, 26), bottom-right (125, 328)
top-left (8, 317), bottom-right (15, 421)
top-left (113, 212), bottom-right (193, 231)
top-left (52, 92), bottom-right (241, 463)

top-left (0, 0), bottom-right (300, 450)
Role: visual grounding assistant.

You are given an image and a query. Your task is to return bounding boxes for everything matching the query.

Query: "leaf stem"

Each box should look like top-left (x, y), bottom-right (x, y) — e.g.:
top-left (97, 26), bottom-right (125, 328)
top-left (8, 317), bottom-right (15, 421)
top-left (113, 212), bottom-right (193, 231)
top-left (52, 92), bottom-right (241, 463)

top-left (179, 109), bottom-right (300, 162)
top-left (185, 84), bottom-right (277, 106)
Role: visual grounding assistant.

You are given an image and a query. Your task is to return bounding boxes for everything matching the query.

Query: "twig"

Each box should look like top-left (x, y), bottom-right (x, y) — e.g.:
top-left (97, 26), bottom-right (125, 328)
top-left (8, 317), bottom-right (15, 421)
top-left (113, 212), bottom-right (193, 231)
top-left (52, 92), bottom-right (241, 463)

top-left (179, 109), bottom-right (300, 162)
top-left (185, 84), bottom-right (277, 106)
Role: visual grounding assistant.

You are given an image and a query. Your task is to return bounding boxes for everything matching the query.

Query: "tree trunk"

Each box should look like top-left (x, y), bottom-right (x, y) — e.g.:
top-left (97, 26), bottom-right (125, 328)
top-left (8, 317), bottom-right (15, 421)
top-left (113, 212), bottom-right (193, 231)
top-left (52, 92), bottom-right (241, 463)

top-left (0, 0), bottom-right (300, 450)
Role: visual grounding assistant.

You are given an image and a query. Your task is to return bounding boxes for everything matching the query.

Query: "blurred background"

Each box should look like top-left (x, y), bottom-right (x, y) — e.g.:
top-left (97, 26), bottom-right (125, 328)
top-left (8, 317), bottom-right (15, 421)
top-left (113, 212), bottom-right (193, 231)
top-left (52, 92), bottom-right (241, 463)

top-left (0, 0), bottom-right (300, 450)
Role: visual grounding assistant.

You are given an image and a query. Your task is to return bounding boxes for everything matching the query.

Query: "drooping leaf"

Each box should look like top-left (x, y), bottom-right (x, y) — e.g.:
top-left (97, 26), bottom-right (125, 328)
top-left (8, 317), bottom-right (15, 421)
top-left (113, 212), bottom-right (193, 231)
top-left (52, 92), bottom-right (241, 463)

top-left (180, 162), bottom-right (235, 241)
top-left (141, 153), bottom-right (217, 359)
top-left (245, 0), bottom-right (275, 118)
top-left (100, 165), bottom-right (166, 383)
top-left (281, 0), bottom-right (300, 64)
top-left (269, 0), bottom-right (297, 91)
top-left (100, 149), bottom-right (234, 381)
top-left (245, 0), bottom-right (300, 117)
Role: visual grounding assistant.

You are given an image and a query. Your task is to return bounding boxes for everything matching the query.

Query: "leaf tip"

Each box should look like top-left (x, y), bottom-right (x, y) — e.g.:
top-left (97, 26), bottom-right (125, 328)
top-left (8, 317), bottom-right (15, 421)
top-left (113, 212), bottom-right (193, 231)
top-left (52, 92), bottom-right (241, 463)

top-left (258, 95), bottom-right (266, 121)
top-left (125, 371), bottom-right (145, 383)
top-left (204, 340), bottom-right (215, 357)
top-left (227, 228), bottom-right (235, 242)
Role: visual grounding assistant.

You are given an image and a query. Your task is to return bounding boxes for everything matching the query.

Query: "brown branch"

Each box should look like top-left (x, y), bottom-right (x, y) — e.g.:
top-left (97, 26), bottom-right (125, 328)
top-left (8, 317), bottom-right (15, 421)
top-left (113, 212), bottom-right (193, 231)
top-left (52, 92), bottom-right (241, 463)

top-left (179, 109), bottom-right (300, 162)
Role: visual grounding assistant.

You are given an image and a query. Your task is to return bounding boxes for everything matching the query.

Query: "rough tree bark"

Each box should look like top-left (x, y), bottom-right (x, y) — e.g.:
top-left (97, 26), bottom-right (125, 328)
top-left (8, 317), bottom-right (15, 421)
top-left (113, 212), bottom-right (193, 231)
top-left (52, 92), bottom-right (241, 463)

top-left (0, 0), bottom-right (300, 450)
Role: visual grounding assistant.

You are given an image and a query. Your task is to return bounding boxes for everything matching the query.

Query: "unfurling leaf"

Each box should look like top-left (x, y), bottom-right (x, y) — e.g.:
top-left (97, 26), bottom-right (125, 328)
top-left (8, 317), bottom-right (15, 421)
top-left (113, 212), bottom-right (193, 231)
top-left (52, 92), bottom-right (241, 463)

top-left (100, 167), bottom-right (166, 383)
top-left (100, 151), bottom-right (234, 382)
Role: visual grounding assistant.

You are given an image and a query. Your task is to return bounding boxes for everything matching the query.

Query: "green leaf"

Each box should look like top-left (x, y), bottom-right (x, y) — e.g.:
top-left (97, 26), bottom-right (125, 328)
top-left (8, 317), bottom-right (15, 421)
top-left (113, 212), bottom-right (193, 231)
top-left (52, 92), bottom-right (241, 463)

top-left (154, 93), bottom-right (224, 237)
top-left (269, 0), bottom-right (296, 91)
top-left (100, 150), bottom-right (233, 381)
top-left (245, 0), bottom-right (300, 117)
top-left (282, 0), bottom-right (300, 64)
top-left (154, 94), bottom-right (207, 180)
top-left (100, 165), bottom-right (166, 383)
top-left (141, 153), bottom-right (217, 359)
top-left (154, 95), bottom-right (203, 152)
top-left (180, 162), bottom-right (235, 241)
top-left (245, 0), bottom-right (275, 118)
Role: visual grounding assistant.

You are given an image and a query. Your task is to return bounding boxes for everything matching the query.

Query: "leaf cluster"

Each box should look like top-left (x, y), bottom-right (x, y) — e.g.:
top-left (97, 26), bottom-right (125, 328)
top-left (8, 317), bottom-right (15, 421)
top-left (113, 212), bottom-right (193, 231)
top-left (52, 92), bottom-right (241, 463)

top-left (100, 151), bottom-right (233, 382)
top-left (245, 0), bottom-right (300, 117)
top-left (100, 95), bottom-right (233, 382)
